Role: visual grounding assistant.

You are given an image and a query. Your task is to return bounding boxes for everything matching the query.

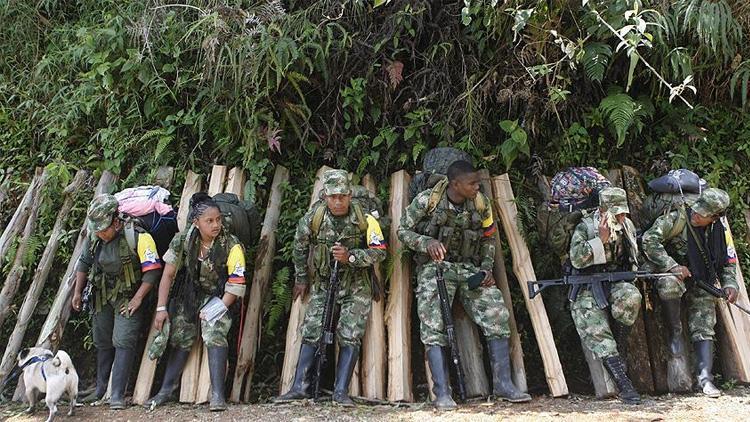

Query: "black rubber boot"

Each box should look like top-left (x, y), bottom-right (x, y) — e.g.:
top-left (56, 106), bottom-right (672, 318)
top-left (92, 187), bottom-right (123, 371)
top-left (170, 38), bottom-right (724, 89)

top-left (603, 355), bottom-right (641, 404)
top-left (663, 299), bottom-right (687, 357)
top-left (82, 348), bottom-right (115, 403)
top-left (146, 348), bottom-right (190, 408)
top-left (694, 340), bottom-right (721, 398)
top-left (332, 346), bottom-right (359, 407)
top-left (612, 320), bottom-right (632, 362)
top-left (273, 343), bottom-right (317, 403)
top-left (487, 338), bottom-right (531, 403)
top-left (109, 348), bottom-right (137, 410)
top-left (425, 346), bottom-right (457, 410)
top-left (207, 346), bottom-right (228, 411)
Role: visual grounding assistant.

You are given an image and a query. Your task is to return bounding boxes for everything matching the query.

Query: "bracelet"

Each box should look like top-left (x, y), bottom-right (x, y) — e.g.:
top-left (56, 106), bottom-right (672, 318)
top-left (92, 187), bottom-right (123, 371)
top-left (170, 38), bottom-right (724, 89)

top-left (156, 306), bottom-right (167, 312)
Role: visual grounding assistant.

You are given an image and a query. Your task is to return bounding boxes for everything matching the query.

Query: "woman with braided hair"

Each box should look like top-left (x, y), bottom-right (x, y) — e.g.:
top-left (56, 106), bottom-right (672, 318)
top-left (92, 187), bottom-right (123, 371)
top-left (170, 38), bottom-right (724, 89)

top-left (147, 193), bottom-right (247, 411)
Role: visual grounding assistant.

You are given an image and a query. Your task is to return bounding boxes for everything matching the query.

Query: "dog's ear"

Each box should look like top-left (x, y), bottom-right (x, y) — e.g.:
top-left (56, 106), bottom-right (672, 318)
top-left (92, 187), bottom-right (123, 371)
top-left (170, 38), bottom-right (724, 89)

top-left (53, 356), bottom-right (61, 367)
top-left (18, 348), bottom-right (29, 360)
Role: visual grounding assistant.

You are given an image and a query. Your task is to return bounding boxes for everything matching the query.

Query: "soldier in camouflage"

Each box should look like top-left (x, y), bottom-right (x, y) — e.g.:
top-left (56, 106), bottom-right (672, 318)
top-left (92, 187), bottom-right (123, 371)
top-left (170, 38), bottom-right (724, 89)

top-left (398, 160), bottom-right (530, 410)
top-left (568, 187), bottom-right (641, 404)
top-left (642, 187), bottom-right (739, 397)
top-left (71, 194), bottom-right (163, 409)
top-left (275, 169), bottom-right (386, 406)
top-left (148, 193), bottom-right (247, 411)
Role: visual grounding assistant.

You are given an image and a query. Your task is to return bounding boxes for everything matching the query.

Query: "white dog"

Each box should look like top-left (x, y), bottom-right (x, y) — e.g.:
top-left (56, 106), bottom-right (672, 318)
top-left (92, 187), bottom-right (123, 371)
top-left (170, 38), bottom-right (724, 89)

top-left (17, 347), bottom-right (78, 422)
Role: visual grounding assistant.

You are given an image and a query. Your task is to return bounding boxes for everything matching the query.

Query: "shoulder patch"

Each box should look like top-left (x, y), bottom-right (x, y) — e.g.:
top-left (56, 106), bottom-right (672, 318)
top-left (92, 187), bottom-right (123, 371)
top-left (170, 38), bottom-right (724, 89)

top-left (137, 233), bottom-right (162, 272)
top-left (226, 244), bottom-right (246, 284)
top-left (366, 214), bottom-right (387, 249)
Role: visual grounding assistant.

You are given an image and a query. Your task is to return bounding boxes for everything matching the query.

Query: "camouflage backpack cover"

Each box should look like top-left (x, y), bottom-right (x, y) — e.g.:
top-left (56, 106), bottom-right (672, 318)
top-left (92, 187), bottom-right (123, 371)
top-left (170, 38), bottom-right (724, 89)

top-left (537, 167), bottom-right (611, 263)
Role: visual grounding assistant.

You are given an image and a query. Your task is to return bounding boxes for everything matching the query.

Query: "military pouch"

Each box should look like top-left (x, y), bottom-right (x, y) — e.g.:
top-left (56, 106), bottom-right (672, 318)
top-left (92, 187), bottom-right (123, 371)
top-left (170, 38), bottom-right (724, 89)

top-left (438, 226), bottom-right (454, 245)
top-left (311, 243), bottom-right (331, 281)
top-left (460, 229), bottom-right (480, 260)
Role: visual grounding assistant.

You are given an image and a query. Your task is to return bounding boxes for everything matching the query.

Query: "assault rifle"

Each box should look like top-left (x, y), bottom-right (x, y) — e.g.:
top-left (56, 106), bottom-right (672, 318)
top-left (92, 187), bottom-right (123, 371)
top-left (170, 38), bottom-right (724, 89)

top-left (313, 259), bottom-right (340, 399)
top-left (528, 271), bottom-right (673, 309)
top-left (436, 263), bottom-right (467, 401)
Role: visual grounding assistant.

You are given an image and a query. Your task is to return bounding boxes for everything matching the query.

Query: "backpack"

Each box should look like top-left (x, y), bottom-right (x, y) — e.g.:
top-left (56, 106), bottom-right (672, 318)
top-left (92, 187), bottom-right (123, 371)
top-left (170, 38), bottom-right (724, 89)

top-left (114, 186), bottom-right (179, 257)
top-left (212, 192), bottom-right (261, 250)
top-left (538, 167), bottom-right (611, 262)
top-left (647, 169), bottom-right (707, 194)
top-left (310, 185), bottom-right (386, 238)
top-left (407, 147), bottom-right (487, 215)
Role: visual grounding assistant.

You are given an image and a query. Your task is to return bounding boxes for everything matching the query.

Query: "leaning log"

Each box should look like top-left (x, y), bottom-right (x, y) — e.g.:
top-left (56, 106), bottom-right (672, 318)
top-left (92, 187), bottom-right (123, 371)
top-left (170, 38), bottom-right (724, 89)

top-left (385, 170), bottom-right (413, 402)
top-left (279, 166), bottom-right (331, 393)
top-left (0, 169), bottom-right (41, 264)
top-left (0, 168), bottom-right (50, 329)
top-left (491, 174), bottom-right (568, 397)
top-left (0, 170), bottom-right (86, 383)
top-left (231, 165), bottom-right (288, 402)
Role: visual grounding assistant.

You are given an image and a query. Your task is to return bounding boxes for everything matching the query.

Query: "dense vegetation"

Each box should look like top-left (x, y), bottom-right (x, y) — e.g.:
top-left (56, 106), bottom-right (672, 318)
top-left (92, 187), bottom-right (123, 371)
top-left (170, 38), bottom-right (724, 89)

top-left (3, 0), bottom-right (750, 398)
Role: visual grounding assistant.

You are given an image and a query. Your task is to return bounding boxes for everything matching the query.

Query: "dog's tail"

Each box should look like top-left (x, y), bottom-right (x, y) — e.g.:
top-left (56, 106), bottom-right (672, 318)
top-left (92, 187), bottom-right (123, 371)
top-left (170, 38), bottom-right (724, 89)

top-left (52, 350), bottom-right (76, 375)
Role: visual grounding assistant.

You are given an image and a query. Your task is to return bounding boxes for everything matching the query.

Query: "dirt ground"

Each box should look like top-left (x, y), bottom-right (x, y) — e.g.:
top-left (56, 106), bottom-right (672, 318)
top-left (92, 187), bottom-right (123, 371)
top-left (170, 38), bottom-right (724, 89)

top-left (3, 386), bottom-right (750, 422)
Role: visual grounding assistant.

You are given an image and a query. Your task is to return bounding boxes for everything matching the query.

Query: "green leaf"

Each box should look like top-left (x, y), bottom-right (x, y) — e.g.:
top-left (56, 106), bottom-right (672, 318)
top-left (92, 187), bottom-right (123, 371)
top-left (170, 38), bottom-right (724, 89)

top-left (626, 53), bottom-right (639, 92)
top-left (581, 42), bottom-right (612, 82)
top-left (499, 120), bottom-right (518, 133)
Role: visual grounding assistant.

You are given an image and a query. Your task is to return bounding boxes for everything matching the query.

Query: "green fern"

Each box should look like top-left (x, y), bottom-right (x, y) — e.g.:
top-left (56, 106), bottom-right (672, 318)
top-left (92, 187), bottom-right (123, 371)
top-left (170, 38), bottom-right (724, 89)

top-left (674, 0), bottom-right (742, 64)
top-left (730, 60), bottom-right (750, 109)
top-left (581, 42), bottom-right (612, 82)
top-left (265, 266), bottom-right (291, 334)
top-left (598, 91), bottom-right (638, 147)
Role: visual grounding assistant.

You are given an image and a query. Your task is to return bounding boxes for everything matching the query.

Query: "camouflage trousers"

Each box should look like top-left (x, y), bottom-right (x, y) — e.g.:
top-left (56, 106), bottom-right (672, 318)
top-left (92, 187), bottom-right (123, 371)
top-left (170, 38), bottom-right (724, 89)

top-left (570, 282), bottom-right (642, 359)
top-left (416, 261), bottom-right (510, 347)
top-left (170, 295), bottom-right (232, 350)
top-left (301, 279), bottom-right (372, 348)
top-left (92, 298), bottom-right (145, 351)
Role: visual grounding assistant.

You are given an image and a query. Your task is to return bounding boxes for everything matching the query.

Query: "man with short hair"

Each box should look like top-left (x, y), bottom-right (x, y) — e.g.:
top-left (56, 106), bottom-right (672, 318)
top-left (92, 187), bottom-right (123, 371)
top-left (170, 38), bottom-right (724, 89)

top-left (642, 187), bottom-right (739, 397)
top-left (398, 160), bottom-right (530, 410)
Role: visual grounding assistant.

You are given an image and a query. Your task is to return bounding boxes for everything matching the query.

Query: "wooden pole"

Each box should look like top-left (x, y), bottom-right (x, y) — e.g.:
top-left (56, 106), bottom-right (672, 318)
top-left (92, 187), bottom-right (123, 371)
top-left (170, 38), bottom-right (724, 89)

top-left (0, 168), bottom-right (50, 329)
top-left (131, 170), bottom-right (201, 405)
top-left (187, 165), bottom-right (227, 404)
top-left (360, 174), bottom-right (386, 400)
top-left (491, 174), bottom-right (568, 397)
top-left (385, 170), bottom-right (413, 402)
top-left (0, 169), bottom-right (41, 264)
top-left (480, 169), bottom-right (527, 392)
top-left (0, 170), bottom-right (86, 383)
top-left (279, 166), bottom-right (331, 393)
top-left (230, 166), bottom-right (288, 402)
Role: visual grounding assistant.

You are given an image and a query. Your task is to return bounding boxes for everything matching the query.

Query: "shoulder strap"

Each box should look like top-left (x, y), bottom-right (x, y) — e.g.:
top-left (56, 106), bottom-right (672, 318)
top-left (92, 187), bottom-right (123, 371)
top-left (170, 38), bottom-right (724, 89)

top-left (474, 192), bottom-right (487, 213)
top-left (124, 220), bottom-right (137, 253)
top-left (426, 178), bottom-right (449, 215)
top-left (668, 207), bottom-right (688, 239)
top-left (310, 202), bottom-right (326, 239)
top-left (352, 201), bottom-right (368, 234)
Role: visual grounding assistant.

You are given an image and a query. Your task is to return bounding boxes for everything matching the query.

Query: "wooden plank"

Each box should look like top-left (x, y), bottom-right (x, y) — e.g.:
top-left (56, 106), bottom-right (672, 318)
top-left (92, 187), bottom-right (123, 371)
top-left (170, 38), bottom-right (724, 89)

top-left (0, 169), bottom-right (41, 264)
top-left (0, 170), bottom-right (86, 383)
top-left (385, 170), bottom-right (413, 402)
top-left (583, 347), bottom-right (616, 398)
top-left (0, 168), bottom-right (49, 329)
top-left (132, 170), bottom-right (203, 405)
top-left (453, 302), bottom-right (490, 397)
top-left (360, 174), bottom-right (386, 400)
top-left (280, 166), bottom-right (332, 393)
top-left (480, 169), bottom-right (527, 392)
top-left (231, 166), bottom-right (288, 402)
top-left (193, 165), bottom-right (229, 404)
top-left (491, 174), bottom-right (568, 397)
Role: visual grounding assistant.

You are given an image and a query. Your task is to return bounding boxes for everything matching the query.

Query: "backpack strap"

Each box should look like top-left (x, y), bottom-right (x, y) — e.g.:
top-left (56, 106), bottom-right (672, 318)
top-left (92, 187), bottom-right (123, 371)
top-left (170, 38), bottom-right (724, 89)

top-left (668, 207), bottom-right (688, 240)
top-left (310, 202), bottom-right (327, 239)
top-left (352, 201), bottom-right (368, 234)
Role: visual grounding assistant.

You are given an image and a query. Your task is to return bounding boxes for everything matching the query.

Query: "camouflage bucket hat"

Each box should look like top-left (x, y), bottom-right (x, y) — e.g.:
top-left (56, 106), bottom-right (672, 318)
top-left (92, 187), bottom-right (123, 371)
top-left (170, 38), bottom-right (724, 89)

top-left (323, 169), bottom-right (351, 196)
top-left (148, 320), bottom-right (170, 361)
top-left (599, 187), bottom-right (629, 215)
top-left (86, 194), bottom-right (119, 233)
top-left (692, 187), bottom-right (730, 218)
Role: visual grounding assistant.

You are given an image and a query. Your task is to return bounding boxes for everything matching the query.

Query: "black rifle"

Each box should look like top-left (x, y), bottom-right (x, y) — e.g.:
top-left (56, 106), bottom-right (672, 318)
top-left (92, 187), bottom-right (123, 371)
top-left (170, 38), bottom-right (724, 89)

top-left (313, 259), bottom-right (340, 400)
top-left (528, 271), bottom-right (673, 309)
top-left (436, 263), bottom-right (467, 402)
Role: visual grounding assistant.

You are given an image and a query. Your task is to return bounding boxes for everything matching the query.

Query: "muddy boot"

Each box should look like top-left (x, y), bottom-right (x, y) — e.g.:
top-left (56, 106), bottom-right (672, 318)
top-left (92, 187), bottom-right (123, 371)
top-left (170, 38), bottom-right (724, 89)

top-left (425, 346), bottom-right (457, 410)
top-left (109, 348), bottom-right (136, 410)
top-left (273, 343), bottom-right (317, 403)
top-left (332, 346), bottom-right (359, 407)
top-left (207, 346), bottom-right (228, 411)
top-left (694, 340), bottom-right (721, 398)
top-left (487, 338), bottom-right (531, 403)
top-left (662, 299), bottom-right (691, 392)
top-left (82, 348), bottom-right (114, 403)
top-left (147, 348), bottom-right (190, 408)
top-left (603, 355), bottom-right (641, 405)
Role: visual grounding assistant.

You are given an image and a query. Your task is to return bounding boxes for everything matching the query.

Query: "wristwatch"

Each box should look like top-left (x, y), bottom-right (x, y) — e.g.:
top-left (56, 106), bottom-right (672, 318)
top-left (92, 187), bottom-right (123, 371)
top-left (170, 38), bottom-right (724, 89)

top-left (348, 253), bottom-right (356, 264)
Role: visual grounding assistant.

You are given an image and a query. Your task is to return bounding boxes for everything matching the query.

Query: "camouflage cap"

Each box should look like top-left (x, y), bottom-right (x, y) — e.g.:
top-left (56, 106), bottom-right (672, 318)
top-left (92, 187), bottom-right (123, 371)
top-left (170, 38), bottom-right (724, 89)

top-left (148, 320), bottom-right (170, 361)
top-left (323, 169), bottom-right (351, 196)
top-left (599, 187), bottom-right (629, 215)
top-left (86, 194), bottom-right (119, 233)
top-left (691, 187), bottom-right (730, 218)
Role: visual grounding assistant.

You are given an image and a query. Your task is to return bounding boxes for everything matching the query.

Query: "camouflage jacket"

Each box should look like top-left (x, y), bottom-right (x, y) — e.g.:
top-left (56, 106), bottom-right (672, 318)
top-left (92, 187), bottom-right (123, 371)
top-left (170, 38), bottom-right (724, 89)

top-left (569, 212), bottom-right (638, 271)
top-left (293, 204), bottom-right (386, 285)
top-left (397, 189), bottom-right (496, 272)
top-left (642, 210), bottom-right (738, 290)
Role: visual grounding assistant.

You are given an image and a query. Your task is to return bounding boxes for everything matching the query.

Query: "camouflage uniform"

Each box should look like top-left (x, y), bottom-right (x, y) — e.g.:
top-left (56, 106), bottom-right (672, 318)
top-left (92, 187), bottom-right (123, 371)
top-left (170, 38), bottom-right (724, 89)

top-left (293, 170), bottom-right (387, 347)
top-left (397, 186), bottom-right (509, 346)
top-left (163, 225), bottom-right (247, 350)
top-left (568, 187), bottom-right (642, 359)
top-left (642, 188), bottom-right (738, 342)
